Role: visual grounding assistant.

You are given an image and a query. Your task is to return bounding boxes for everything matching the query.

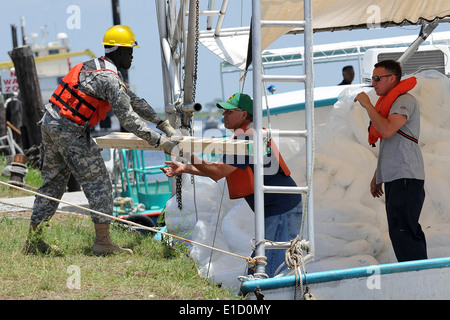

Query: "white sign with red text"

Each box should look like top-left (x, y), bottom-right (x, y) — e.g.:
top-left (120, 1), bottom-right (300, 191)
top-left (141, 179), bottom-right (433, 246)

top-left (1, 69), bottom-right (19, 94)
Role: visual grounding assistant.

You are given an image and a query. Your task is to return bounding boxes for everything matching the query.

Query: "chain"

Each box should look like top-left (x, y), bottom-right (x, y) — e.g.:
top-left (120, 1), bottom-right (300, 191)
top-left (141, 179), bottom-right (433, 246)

top-left (176, 0), bottom-right (199, 211)
top-left (192, 0), bottom-right (199, 101)
top-left (176, 175), bottom-right (182, 210)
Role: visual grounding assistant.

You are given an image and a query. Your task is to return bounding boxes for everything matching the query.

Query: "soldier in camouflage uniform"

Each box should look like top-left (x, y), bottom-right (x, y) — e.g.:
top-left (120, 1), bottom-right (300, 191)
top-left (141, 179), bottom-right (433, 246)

top-left (24, 25), bottom-right (176, 255)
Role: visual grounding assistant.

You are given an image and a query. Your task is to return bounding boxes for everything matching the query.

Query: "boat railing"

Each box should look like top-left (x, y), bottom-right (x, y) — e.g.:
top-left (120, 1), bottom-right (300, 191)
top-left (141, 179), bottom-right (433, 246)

top-left (118, 149), bottom-right (171, 209)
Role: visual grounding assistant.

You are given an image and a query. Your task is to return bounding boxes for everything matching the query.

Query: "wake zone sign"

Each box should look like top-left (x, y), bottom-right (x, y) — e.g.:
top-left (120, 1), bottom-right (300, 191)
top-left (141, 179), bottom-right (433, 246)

top-left (1, 69), bottom-right (19, 93)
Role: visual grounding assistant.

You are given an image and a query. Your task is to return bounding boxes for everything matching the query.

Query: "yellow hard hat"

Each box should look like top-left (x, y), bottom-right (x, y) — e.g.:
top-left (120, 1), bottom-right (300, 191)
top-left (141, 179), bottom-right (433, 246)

top-left (102, 25), bottom-right (140, 48)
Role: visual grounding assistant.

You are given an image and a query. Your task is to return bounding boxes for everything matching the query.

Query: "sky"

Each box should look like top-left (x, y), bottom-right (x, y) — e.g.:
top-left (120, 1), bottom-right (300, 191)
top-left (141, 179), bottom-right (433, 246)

top-left (1, 0), bottom-right (450, 113)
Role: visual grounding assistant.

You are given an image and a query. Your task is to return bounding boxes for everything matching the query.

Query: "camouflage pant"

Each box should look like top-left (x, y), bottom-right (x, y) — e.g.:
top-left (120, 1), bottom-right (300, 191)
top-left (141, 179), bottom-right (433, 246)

top-left (30, 111), bottom-right (113, 224)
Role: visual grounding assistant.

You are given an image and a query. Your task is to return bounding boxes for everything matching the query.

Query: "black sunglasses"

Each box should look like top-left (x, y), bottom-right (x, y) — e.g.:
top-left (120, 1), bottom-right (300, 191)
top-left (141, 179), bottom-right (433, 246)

top-left (372, 74), bottom-right (393, 82)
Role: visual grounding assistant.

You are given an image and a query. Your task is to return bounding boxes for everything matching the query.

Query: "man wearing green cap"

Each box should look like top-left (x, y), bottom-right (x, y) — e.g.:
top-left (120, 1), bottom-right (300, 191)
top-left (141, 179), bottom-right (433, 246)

top-left (162, 93), bottom-right (302, 277)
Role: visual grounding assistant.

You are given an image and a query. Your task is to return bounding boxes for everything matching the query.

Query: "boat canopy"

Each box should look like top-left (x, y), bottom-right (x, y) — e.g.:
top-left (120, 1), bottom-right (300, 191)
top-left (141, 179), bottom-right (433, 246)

top-left (200, 0), bottom-right (450, 70)
top-left (218, 30), bottom-right (450, 78)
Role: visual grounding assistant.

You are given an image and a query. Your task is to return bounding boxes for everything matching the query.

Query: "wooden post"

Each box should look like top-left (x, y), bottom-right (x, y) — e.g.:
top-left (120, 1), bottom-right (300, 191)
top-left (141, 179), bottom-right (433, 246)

top-left (0, 97), bottom-right (5, 137)
top-left (10, 24), bottom-right (18, 49)
top-left (8, 45), bottom-right (43, 148)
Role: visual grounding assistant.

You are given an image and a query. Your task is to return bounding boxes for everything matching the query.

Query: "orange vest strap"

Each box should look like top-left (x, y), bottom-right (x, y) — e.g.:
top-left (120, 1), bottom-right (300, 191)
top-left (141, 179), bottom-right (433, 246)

top-left (397, 129), bottom-right (418, 144)
top-left (51, 64), bottom-right (94, 123)
top-left (49, 58), bottom-right (114, 127)
top-left (368, 76), bottom-right (417, 146)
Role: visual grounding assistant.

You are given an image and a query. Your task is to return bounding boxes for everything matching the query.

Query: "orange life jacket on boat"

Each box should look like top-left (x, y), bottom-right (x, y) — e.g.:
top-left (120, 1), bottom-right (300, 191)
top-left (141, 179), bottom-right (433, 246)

top-left (368, 76), bottom-right (417, 146)
top-left (49, 57), bottom-right (122, 128)
top-left (226, 122), bottom-right (291, 199)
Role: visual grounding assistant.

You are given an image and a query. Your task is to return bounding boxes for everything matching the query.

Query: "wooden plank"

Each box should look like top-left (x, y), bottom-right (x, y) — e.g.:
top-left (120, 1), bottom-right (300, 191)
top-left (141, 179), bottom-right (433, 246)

top-left (95, 132), bottom-right (251, 155)
top-left (96, 132), bottom-right (156, 150)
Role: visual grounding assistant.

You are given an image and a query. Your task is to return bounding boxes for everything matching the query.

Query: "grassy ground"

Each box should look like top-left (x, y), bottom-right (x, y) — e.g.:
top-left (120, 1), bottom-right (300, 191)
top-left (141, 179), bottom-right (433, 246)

top-left (0, 157), bottom-right (241, 300)
top-left (0, 213), bottom-right (238, 300)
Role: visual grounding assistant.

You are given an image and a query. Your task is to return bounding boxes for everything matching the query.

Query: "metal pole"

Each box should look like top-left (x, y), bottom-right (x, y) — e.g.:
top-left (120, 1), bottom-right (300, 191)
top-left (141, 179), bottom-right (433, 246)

top-left (206, 0), bottom-right (216, 30)
top-left (303, 0), bottom-right (315, 260)
top-left (214, 0), bottom-right (229, 37)
top-left (11, 25), bottom-right (18, 49)
top-left (156, 0), bottom-right (177, 197)
top-left (251, 0), bottom-right (266, 276)
top-left (397, 21), bottom-right (439, 66)
top-left (110, 0), bottom-right (129, 83)
top-left (111, 0), bottom-right (121, 24)
top-left (155, 0), bottom-right (174, 108)
top-left (20, 17), bottom-right (26, 45)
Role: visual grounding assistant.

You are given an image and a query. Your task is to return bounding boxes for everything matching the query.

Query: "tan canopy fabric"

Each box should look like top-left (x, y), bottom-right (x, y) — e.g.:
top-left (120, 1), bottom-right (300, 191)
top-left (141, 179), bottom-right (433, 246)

top-left (261, 0), bottom-right (450, 51)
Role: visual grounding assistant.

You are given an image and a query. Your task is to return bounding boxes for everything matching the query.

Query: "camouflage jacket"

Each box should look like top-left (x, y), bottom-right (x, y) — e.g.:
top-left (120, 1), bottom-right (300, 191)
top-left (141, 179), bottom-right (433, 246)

top-left (46, 56), bottom-right (163, 146)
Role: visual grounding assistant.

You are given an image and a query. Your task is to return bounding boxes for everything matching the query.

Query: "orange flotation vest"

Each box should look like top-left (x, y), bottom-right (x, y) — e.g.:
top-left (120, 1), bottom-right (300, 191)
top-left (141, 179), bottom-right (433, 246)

top-left (368, 76), bottom-right (417, 146)
top-left (226, 123), bottom-right (291, 199)
top-left (49, 57), bottom-right (122, 128)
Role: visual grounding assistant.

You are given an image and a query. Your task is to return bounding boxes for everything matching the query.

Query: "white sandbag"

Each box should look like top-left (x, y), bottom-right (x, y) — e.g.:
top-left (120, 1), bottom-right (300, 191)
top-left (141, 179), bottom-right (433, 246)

top-left (222, 201), bottom-right (255, 256)
top-left (163, 70), bottom-right (450, 289)
top-left (306, 255), bottom-right (379, 273)
top-left (190, 220), bottom-right (229, 263)
top-left (197, 254), bottom-right (247, 292)
top-left (333, 162), bottom-right (357, 188)
top-left (342, 239), bottom-right (373, 257)
top-left (343, 173), bottom-right (368, 201)
top-left (411, 70), bottom-right (450, 128)
top-left (314, 170), bottom-right (331, 195)
top-left (314, 233), bottom-right (348, 260)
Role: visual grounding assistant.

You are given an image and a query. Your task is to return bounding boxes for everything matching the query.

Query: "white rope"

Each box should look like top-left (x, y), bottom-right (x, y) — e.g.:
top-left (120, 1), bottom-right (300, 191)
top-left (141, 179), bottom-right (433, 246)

top-left (0, 180), bottom-right (261, 264)
top-left (206, 181), bottom-right (227, 279)
top-left (285, 236), bottom-right (309, 300)
top-left (0, 198), bottom-right (81, 217)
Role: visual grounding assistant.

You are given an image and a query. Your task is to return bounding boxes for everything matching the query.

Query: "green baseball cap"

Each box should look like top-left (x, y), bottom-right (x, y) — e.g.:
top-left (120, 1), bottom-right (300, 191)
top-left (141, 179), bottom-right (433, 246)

top-left (217, 93), bottom-right (253, 115)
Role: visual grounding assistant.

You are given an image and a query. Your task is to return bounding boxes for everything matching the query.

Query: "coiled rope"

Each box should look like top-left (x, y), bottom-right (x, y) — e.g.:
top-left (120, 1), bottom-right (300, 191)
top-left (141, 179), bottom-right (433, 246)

top-left (283, 236), bottom-right (314, 300)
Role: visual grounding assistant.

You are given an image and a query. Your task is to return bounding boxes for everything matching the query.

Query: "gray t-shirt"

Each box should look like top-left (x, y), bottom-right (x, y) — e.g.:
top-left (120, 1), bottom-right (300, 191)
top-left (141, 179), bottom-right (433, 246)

top-left (376, 93), bottom-right (425, 184)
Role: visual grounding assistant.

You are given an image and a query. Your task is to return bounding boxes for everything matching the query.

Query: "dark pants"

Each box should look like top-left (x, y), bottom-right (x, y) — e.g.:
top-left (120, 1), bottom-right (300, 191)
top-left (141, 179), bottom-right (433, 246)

top-left (385, 178), bottom-right (427, 262)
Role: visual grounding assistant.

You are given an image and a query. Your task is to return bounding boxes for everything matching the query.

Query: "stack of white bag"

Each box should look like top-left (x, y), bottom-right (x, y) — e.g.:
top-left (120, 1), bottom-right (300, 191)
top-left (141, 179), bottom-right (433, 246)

top-left (291, 70), bottom-right (450, 272)
top-left (165, 175), bottom-right (255, 292)
top-left (164, 70), bottom-right (450, 289)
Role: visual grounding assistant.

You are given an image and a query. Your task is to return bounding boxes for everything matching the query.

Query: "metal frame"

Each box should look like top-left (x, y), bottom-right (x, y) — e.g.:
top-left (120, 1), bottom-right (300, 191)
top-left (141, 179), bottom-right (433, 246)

top-left (156, 0), bottom-right (316, 277)
top-left (251, 0), bottom-right (315, 275)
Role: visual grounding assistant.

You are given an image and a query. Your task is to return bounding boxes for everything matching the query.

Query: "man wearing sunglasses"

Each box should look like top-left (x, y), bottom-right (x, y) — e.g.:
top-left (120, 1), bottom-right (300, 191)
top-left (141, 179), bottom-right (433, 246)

top-left (354, 60), bottom-right (427, 262)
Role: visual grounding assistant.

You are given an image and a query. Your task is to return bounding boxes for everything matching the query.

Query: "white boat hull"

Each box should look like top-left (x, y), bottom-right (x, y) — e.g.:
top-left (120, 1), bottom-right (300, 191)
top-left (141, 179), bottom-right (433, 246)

top-left (261, 85), bottom-right (367, 129)
top-left (241, 257), bottom-right (450, 300)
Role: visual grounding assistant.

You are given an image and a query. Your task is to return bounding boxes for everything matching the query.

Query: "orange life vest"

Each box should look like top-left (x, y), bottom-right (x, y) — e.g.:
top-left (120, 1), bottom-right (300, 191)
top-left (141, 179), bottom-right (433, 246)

top-left (226, 122), bottom-right (291, 199)
top-left (368, 76), bottom-right (417, 146)
top-left (49, 57), bottom-right (122, 128)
